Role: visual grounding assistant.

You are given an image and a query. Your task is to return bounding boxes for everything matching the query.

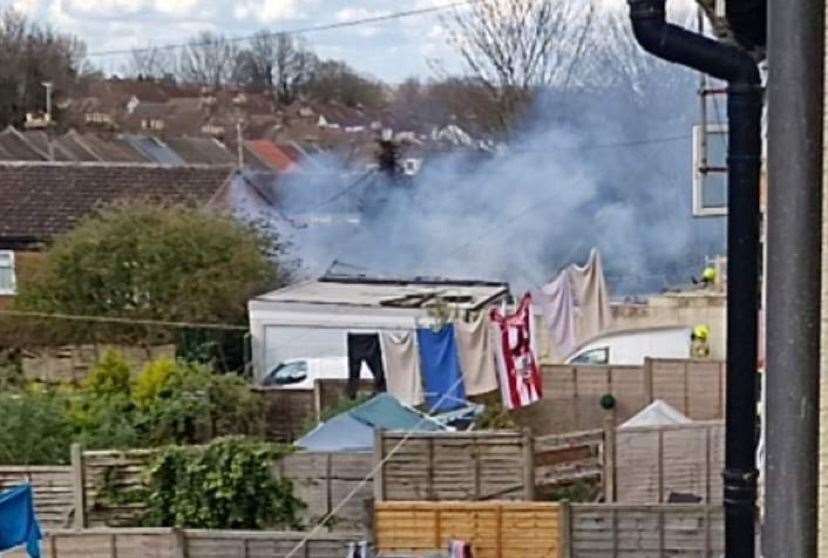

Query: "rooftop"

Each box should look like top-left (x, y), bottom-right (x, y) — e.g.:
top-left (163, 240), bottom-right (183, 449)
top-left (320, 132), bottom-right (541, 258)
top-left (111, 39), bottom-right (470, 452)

top-left (254, 276), bottom-right (510, 310)
top-left (0, 162), bottom-right (233, 245)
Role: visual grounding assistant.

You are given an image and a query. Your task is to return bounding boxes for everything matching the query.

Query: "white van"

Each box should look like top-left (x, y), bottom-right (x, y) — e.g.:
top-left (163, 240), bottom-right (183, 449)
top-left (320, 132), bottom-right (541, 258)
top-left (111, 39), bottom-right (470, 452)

top-left (260, 357), bottom-right (351, 390)
top-left (565, 326), bottom-right (692, 366)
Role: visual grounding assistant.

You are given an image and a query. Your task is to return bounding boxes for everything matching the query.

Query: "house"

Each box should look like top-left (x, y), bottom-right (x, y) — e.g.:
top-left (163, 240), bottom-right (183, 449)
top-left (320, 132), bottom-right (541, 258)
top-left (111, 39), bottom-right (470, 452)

top-left (0, 162), bottom-right (234, 305)
top-left (247, 275), bottom-right (510, 380)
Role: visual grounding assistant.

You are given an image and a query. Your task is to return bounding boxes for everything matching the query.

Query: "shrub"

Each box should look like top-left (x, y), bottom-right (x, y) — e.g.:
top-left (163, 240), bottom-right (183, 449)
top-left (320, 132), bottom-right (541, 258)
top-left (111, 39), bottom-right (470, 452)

top-left (145, 437), bottom-right (302, 529)
top-left (133, 358), bottom-right (178, 408)
top-left (0, 389), bottom-right (74, 464)
top-left (84, 350), bottom-right (132, 397)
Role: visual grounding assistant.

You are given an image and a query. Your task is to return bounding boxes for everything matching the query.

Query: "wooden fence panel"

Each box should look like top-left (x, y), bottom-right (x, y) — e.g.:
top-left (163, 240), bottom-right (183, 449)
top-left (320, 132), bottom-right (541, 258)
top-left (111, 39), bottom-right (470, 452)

top-left (375, 501), bottom-right (562, 558)
top-left (277, 452), bottom-right (374, 531)
top-left (569, 504), bottom-right (724, 557)
top-left (78, 448), bottom-right (370, 531)
top-left (4, 529), bottom-right (361, 558)
top-left (255, 388), bottom-right (316, 443)
top-left (612, 422), bottom-right (725, 504)
top-left (0, 466), bottom-right (74, 529)
top-left (377, 432), bottom-right (530, 502)
top-left (514, 360), bottom-right (725, 436)
top-left (533, 430), bottom-right (604, 491)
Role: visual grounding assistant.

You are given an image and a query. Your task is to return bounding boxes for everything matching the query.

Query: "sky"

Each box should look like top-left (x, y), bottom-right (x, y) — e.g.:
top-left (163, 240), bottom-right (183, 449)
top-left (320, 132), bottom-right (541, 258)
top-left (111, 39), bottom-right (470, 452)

top-left (5, 0), bottom-right (687, 83)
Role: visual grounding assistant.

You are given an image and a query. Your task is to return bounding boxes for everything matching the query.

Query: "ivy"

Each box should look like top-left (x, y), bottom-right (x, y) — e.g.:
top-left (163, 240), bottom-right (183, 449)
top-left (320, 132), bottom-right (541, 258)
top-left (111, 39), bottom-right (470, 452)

top-left (144, 437), bottom-right (303, 529)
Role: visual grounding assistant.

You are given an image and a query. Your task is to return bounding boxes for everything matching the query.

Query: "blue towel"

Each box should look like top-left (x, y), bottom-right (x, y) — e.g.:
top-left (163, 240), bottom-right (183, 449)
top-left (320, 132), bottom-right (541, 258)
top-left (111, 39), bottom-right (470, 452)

top-left (417, 326), bottom-right (467, 412)
top-left (0, 484), bottom-right (42, 558)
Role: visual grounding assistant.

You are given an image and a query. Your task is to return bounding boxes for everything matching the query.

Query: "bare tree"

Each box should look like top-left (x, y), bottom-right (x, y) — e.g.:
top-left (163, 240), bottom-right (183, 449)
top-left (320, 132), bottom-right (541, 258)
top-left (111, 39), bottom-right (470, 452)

top-left (177, 32), bottom-right (238, 88)
top-left (234, 31), bottom-right (315, 102)
top-left (0, 7), bottom-right (88, 127)
top-left (445, 0), bottom-right (594, 127)
top-left (128, 44), bottom-right (174, 80)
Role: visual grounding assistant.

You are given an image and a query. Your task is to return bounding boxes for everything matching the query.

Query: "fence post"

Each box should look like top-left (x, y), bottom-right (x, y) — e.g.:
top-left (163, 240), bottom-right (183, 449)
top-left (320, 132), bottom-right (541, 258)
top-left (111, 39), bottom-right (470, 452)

top-left (373, 429), bottom-right (385, 502)
top-left (558, 501), bottom-right (571, 558)
top-left (313, 379), bottom-right (323, 423)
top-left (171, 529), bottom-right (186, 558)
top-left (522, 429), bottom-right (535, 501)
top-left (325, 453), bottom-right (333, 532)
top-left (602, 416), bottom-right (616, 502)
top-left (644, 358), bottom-right (654, 403)
top-left (70, 443), bottom-right (86, 529)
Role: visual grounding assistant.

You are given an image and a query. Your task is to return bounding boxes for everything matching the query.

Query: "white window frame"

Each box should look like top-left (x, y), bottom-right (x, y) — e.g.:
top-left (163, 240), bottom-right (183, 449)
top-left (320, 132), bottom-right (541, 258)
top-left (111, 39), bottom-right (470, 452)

top-left (693, 123), bottom-right (729, 217)
top-left (0, 250), bottom-right (17, 295)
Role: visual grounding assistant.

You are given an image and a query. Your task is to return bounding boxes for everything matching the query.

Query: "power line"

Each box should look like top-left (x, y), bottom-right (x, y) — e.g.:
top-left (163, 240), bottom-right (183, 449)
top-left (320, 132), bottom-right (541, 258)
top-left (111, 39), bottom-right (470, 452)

top-left (86, 1), bottom-right (472, 59)
top-left (0, 310), bottom-right (248, 331)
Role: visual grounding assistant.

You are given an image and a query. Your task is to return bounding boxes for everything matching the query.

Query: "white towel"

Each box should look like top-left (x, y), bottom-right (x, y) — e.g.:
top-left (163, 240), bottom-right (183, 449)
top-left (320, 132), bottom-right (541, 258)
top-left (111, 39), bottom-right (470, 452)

top-left (380, 331), bottom-right (424, 406)
top-left (454, 311), bottom-right (499, 396)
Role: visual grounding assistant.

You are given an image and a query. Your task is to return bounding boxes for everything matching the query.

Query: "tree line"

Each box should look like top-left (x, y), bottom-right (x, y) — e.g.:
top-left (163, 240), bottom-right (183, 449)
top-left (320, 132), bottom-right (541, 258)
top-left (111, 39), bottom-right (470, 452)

top-left (1, 0), bottom-right (665, 135)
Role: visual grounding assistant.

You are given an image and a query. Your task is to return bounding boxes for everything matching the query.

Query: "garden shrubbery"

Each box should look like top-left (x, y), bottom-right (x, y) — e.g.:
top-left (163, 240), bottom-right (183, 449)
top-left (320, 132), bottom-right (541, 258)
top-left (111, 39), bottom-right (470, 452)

top-left (0, 350), bottom-right (264, 465)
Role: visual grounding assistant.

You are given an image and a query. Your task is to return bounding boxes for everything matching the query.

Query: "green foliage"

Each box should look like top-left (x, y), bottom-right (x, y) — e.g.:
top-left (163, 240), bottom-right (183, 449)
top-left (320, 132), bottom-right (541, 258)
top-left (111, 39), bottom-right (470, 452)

top-left (0, 389), bottom-right (74, 465)
top-left (133, 358), bottom-right (177, 408)
top-left (84, 350), bottom-right (132, 397)
top-left (541, 480), bottom-right (601, 503)
top-left (473, 397), bottom-right (518, 430)
top-left (134, 358), bottom-right (263, 445)
top-left (145, 438), bottom-right (302, 529)
top-left (9, 203), bottom-right (288, 370)
top-left (0, 353), bottom-right (264, 464)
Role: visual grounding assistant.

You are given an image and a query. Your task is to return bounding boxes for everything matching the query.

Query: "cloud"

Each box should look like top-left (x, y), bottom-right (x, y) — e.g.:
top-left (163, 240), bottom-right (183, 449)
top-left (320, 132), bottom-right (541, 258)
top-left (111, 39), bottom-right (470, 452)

top-left (12, 0), bottom-right (42, 14)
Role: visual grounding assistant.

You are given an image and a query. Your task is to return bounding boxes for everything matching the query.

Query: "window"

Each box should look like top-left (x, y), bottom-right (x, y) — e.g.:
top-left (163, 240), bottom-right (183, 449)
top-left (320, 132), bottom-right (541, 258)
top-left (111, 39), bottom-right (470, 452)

top-left (570, 347), bottom-right (609, 366)
top-left (692, 124), bottom-right (728, 217)
top-left (261, 360), bottom-right (308, 387)
top-left (0, 251), bottom-right (16, 295)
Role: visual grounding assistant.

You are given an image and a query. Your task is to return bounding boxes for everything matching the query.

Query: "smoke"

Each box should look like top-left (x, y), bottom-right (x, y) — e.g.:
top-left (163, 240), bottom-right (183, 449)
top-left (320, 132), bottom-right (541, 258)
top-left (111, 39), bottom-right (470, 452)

top-left (231, 8), bottom-right (726, 296)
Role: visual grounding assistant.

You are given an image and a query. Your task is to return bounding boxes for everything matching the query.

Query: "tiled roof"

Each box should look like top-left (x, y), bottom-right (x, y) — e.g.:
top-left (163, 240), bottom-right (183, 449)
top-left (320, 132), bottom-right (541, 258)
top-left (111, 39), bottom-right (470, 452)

top-left (0, 127), bottom-right (47, 161)
top-left (164, 137), bottom-right (236, 165)
top-left (0, 162), bottom-right (233, 243)
top-left (244, 140), bottom-right (300, 172)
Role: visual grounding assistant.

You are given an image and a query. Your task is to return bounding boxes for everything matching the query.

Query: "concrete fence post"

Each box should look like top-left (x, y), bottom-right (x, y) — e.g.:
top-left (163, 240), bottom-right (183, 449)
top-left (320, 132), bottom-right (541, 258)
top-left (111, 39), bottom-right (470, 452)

top-left (603, 415), bottom-right (616, 502)
top-left (522, 429), bottom-right (536, 501)
top-left (70, 443), bottom-right (86, 529)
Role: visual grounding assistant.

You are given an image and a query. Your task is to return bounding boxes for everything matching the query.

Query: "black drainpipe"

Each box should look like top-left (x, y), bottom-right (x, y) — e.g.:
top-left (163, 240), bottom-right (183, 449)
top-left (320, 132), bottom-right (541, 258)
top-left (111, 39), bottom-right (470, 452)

top-left (626, 2), bottom-right (762, 557)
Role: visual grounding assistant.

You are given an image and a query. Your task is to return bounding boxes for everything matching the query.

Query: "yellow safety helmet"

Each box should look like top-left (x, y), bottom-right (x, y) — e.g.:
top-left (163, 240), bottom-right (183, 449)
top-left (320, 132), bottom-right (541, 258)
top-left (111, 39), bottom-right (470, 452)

top-left (702, 266), bottom-right (717, 282)
top-left (693, 324), bottom-right (711, 341)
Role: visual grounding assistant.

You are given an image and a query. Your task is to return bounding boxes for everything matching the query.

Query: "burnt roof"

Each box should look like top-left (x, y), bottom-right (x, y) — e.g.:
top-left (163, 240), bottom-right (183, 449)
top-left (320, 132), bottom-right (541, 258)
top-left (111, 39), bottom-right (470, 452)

top-left (0, 162), bottom-right (233, 245)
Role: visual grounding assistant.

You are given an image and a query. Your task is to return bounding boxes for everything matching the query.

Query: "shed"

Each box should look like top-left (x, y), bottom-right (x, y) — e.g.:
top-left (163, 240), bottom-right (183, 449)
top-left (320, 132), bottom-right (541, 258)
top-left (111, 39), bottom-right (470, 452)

top-left (248, 275), bottom-right (510, 380)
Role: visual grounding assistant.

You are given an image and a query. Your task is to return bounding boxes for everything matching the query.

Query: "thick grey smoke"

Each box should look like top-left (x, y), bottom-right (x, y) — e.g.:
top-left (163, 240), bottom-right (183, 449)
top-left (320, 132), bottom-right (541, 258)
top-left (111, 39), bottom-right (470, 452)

top-left (233, 5), bottom-right (726, 295)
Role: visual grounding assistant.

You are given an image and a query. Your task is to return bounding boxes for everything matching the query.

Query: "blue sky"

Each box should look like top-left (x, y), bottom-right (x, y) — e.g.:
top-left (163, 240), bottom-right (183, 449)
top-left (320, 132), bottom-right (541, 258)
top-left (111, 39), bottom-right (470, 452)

top-left (10, 0), bottom-right (471, 82)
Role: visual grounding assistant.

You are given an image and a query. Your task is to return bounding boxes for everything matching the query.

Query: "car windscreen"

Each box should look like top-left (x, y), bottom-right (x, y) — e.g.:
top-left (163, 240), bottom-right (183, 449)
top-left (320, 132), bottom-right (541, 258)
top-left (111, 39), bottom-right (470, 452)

top-left (262, 361), bottom-right (308, 386)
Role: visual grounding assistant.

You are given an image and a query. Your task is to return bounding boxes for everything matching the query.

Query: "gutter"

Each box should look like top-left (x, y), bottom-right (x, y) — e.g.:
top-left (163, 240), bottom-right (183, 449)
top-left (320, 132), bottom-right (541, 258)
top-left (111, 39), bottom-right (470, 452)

top-left (626, 2), bottom-right (762, 556)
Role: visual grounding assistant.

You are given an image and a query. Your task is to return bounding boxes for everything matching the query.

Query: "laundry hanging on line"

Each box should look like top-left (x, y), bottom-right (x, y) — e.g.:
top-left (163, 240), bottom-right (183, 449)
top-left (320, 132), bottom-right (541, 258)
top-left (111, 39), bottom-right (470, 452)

top-left (0, 484), bottom-right (42, 558)
top-left (491, 293), bottom-right (543, 410)
top-left (537, 248), bottom-right (612, 359)
top-left (380, 331), bottom-right (424, 406)
top-left (417, 325), bottom-right (468, 412)
top-left (346, 333), bottom-right (387, 399)
top-left (454, 311), bottom-right (499, 396)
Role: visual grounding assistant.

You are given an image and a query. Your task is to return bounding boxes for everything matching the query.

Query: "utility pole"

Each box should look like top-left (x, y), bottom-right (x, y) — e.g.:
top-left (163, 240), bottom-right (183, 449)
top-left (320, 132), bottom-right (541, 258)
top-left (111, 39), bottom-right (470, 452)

top-left (42, 81), bottom-right (53, 123)
top-left (765, 0), bottom-right (825, 555)
top-left (236, 120), bottom-right (245, 168)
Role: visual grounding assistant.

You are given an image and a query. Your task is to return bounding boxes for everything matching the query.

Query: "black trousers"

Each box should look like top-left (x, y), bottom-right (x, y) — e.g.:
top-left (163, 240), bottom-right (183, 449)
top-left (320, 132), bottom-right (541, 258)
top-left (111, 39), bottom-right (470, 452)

top-left (347, 333), bottom-right (387, 399)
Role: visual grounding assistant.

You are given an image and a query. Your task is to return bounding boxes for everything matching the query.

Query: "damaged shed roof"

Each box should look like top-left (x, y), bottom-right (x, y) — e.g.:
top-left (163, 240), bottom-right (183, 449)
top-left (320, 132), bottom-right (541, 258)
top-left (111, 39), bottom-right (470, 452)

top-left (253, 276), bottom-right (510, 311)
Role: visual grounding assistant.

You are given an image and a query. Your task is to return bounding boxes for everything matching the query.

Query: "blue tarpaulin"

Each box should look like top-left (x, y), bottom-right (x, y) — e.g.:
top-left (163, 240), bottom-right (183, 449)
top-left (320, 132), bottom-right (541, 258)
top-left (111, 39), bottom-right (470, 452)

top-left (417, 326), bottom-right (467, 412)
top-left (0, 484), bottom-right (42, 558)
top-left (295, 393), bottom-right (445, 452)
